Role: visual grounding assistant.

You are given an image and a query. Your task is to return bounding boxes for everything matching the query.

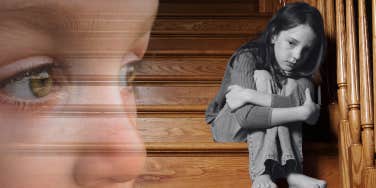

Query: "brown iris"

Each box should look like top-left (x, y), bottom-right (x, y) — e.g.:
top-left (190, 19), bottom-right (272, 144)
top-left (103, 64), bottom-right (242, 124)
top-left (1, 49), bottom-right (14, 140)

top-left (29, 71), bottom-right (53, 97)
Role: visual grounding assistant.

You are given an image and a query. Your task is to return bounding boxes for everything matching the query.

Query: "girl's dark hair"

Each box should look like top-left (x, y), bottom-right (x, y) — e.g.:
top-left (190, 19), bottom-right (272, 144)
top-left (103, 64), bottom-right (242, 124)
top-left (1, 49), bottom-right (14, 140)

top-left (237, 2), bottom-right (326, 88)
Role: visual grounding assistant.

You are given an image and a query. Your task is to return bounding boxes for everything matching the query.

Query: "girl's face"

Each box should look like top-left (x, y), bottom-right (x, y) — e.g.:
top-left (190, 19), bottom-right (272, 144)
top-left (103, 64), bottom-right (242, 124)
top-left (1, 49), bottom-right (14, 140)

top-left (272, 24), bottom-right (316, 73)
top-left (0, 0), bottom-right (158, 187)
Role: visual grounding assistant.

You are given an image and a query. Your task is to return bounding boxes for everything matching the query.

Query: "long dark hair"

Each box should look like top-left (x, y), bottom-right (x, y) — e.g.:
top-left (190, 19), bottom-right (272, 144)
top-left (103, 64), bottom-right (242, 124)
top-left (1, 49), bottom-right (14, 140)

top-left (236, 2), bottom-right (326, 89)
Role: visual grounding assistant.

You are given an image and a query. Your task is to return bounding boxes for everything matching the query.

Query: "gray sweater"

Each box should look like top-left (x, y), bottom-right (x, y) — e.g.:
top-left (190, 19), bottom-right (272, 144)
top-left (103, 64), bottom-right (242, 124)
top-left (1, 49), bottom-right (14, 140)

top-left (205, 48), bottom-right (314, 129)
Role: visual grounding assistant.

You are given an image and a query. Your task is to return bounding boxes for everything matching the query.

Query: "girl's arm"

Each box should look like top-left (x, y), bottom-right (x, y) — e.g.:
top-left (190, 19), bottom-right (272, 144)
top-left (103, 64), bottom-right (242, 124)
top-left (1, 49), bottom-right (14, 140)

top-left (227, 51), bottom-right (318, 129)
top-left (226, 85), bottom-right (319, 126)
top-left (271, 88), bottom-right (320, 126)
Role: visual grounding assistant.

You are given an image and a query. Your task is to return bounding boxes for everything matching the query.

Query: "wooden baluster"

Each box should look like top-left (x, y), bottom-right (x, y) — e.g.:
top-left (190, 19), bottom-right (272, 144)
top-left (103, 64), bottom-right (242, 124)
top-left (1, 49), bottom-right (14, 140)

top-left (358, 0), bottom-right (375, 169)
top-left (336, 0), bottom-right (351, 187)
top-left (346, 0), bottom-right (360, 145)
top-left (336, 0), bottom-right (348, 122)
top-left (372, 0), bottom-right (376, 159)
top-left (346, 0), bottom-right (362, 187)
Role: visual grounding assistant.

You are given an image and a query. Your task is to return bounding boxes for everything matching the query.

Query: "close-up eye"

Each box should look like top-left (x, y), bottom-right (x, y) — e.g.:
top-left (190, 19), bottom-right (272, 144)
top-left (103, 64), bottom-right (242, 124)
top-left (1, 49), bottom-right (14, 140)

top-left (288, 40), bottom-right (295, 46)
top-left (119, 60), bottom-right (138, 87)
top-left (0, 56), bottom-right (68, 109)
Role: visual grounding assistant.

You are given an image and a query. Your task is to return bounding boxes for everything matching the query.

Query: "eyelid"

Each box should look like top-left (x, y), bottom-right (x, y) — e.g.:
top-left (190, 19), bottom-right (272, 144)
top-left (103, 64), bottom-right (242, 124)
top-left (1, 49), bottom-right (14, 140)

top-left (0, 56), bottom-right (54, 82)
top-left (119, 59), bottom-right (140, 86)
top-left (288, 37), bottom-right (298, 44)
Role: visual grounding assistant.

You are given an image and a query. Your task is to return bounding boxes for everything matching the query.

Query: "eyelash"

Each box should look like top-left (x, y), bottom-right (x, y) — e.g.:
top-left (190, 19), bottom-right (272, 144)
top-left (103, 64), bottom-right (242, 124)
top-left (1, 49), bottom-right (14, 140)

top-left (0, 61), bottom-right (68, 111)
top-left (120, 60), bottom-right (138, 87)
top-left (288, 40), bottom-right (296, 46)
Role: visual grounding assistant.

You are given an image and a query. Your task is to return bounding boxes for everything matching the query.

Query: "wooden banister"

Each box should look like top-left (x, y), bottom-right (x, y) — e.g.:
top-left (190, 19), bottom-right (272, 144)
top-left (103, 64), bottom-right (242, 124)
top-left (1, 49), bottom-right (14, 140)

top-left (335, 0), bottom-right (351, 187)
top-left (358, 0), bottom-right (375, 169)
top-left (345, 0), bottom-right (361, 145)
top-left (345, 1), bottom-right (363, 187)
top-left (372, 0), bottom-right (376, 157)
top-left (336, 0), bottom-right (347, 121)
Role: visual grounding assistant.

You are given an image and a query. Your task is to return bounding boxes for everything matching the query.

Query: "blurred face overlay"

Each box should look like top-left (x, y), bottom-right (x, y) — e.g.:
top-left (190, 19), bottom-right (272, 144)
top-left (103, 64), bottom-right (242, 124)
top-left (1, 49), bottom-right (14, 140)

top-left (0, 0), bottom-right (158, 187)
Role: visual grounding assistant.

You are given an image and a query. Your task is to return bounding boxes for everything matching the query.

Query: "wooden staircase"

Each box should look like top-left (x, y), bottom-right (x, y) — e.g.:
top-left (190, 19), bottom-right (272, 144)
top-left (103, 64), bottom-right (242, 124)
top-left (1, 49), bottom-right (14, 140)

top-left (134, 0), bottom-right (339, 187)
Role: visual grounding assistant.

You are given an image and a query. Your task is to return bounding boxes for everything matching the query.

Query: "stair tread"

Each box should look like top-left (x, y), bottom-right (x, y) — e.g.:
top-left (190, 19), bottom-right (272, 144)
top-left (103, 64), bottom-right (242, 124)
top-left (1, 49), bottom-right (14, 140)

top-left (145, 141), bottom-right (338, 154)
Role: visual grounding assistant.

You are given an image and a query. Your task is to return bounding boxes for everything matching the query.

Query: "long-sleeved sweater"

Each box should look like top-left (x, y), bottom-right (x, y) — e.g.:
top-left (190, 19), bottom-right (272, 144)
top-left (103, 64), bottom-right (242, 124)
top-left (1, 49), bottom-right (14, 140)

top-left (205, 47), bottom-right (314, 130)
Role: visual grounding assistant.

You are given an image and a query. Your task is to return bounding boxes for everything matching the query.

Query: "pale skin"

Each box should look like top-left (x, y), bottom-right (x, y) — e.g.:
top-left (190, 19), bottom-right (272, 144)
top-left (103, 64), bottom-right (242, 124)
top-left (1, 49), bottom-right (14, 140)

top-left (0, 1), bottom-right (158, 188)
top-left (226, 25), bottom-right (326, 188)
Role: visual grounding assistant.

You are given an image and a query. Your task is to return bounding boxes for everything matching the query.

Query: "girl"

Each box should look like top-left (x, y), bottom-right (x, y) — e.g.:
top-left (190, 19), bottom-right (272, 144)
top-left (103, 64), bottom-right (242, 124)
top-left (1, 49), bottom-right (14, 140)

top-left (206, 3), bottom-right (326, 188)
top-left (0, 1), bottom-right (158, 187)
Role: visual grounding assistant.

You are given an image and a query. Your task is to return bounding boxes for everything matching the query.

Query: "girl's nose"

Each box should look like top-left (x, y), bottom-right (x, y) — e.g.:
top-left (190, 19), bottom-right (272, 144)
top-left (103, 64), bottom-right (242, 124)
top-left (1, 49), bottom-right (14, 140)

top-left (70, 85), bottom-right (145, 187)
top-left (292, 47), bottom-right (303, 61)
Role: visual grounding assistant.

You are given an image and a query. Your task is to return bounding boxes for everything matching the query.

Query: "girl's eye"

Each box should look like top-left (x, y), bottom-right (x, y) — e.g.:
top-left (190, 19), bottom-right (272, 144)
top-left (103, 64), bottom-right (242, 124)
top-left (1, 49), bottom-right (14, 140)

top-left (0, 56), bottom-right (68, 110)
top-left (2, 68), bottom-right (54, 99)
top-left (288, 40), bottom-right (296, 47)
top-left (119, 61), bottom-right (137, 87)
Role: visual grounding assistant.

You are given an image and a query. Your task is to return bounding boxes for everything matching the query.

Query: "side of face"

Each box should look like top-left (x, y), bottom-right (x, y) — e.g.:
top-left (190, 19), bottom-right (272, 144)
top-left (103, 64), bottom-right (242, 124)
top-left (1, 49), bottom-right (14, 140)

top-left (0, 0), bottom-right (158, 187)
top-left (271, 24), bottom-right (316, 73)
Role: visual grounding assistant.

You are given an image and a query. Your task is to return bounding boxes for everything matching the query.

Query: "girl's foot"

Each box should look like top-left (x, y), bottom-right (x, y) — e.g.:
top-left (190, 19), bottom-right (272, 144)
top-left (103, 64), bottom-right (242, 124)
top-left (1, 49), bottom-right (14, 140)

top-left (252, 174), bottom-right (277, 188)
top-left (287, 173), bottom-right (326, 188)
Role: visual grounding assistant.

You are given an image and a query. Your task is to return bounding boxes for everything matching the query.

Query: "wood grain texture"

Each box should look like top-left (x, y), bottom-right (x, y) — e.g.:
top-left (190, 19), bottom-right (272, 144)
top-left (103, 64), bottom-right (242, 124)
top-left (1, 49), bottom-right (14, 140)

top-left (135, 156), bottom-right (251, 188)
top-left (146, 36), bottom-right (256, 56)
top-left (358, 0), bottom-right (375, 168)
top-left (134, 86), bottom-right (218, 106)
top-left (362, 168), bottom-right (376, 188)
top-left (137, 118), bottom-right (212, 143)
top-left (138, 56), bottom-right (229, 82)
top-left (349, 144), bottom-right (363, 188)
top-left (135, 142), bottom-right (339, 188)
top-left (346, 0), bottom-right (361, 145)
top-left (152, 17), bottom-right (270, 36)
top-left (336, 0), bottom-right (348, 121)
top-left (339, 120), bottom-right (351, 188)
top-left (258, 0), bottom-right (282, 13)
top-left (158, 0), bottom-right (261, 17)
top-left (372, 0), bottom-right (376, 156)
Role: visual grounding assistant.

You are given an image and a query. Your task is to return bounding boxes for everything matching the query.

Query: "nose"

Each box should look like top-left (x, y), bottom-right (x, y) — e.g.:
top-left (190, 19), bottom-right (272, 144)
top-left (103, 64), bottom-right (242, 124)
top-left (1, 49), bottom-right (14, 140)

top-left (292, 46), bottom-right (303, 62)
top-left (71, 84), bottom-right (145, 187)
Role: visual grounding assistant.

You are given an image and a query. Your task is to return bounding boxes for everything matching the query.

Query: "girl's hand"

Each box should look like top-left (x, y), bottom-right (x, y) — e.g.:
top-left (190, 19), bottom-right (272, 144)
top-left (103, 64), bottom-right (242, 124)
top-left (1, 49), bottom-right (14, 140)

top-left (301, 88), bottom-right (320, 125)
top-left (226, 85), bottom-right (253, 110)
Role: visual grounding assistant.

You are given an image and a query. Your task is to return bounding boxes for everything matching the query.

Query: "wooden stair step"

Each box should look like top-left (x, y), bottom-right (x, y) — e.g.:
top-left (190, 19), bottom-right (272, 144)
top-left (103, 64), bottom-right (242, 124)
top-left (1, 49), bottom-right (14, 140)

top-left (134, 86), bottom-right (218, 106)
top-left (146, 36), bottom-right (255, 56)
top-left (158, 0), bottom-right (261, 17)
top-left (136, 155), bottom-right (251, 188)
top-left (137, 117), bottom-right (212, 143)
top-left (152, 17), bottom-right (270, 36)
top-left (137, 56), bottom-right (228, 82)
top-left (137, 142), bottom-right (339, 188)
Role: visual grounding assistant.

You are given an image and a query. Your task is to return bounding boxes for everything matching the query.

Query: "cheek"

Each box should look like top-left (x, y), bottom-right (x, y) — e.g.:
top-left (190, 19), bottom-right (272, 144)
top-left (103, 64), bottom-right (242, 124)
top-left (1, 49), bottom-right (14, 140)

top-left (0, 153), bottom-right (77, 187)
top-left (274, 43), bottom-right (284, 61)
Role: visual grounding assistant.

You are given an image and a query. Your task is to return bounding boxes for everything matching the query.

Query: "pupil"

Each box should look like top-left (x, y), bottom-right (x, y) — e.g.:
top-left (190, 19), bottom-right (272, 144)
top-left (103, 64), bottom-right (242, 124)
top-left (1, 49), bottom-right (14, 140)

top-left (30, 71), bottom-right (52, 97)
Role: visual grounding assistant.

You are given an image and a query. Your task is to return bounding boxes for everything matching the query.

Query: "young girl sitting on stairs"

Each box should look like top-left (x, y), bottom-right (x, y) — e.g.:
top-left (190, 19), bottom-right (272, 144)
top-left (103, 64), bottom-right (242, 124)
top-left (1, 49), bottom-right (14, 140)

top-left (206, 2), bottom-right (327, 188)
